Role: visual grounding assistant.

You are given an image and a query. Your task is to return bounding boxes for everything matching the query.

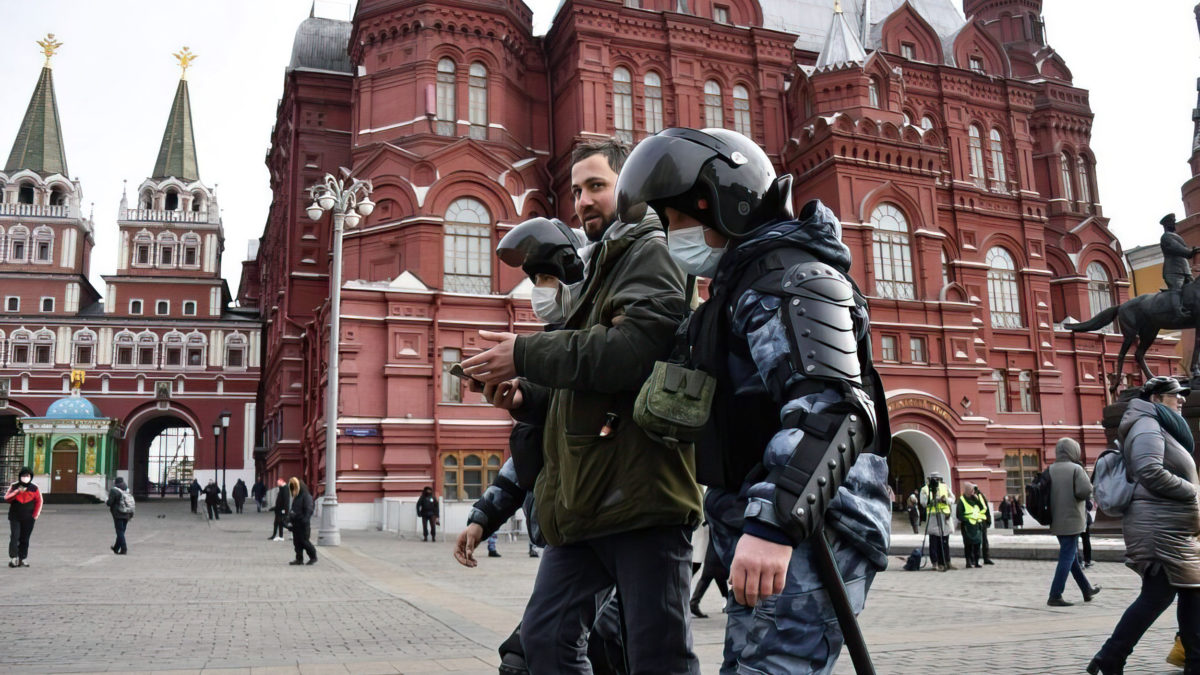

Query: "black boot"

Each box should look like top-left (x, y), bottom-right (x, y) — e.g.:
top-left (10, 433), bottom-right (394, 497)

top-left (1086, 654), bottom-right (1124, 675)
top-left (289, 557), bottom-right (304, 565)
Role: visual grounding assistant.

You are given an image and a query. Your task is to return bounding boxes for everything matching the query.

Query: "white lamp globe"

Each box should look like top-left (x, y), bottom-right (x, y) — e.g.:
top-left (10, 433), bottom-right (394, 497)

top-left (318, 194), bottom-right (336, 210)
top-left (306, 203), bottom-right (323, 221)
top-left (344, 212), bottom-right (362, 228)
top-left (356, 198), bottom-right (375, 216)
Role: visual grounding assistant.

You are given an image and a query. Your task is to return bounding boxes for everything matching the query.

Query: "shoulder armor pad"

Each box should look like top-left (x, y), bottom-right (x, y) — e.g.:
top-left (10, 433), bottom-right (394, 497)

top-left (781, 261), bottom-right (861, 384)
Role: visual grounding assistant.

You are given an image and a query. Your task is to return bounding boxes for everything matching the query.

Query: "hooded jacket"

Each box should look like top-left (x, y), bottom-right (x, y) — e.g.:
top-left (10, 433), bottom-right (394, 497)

top-left (5, 477), bottom-right (42, 521)
top-left (1047, 438), bottom-right (1092, 536)
top-left (512, 215), bottom-right (701, 545)
top-left (1117, 398), bottom-right (1200, 586)
top-left (288, 478), bottom-right (314, 526)
top-left (203, 482), bottom-right (221, 505)
top-left (273, 483), bottom-right (290, 515)
top-left (232, 480), bottom-right (248, 503)
top-left (106, 478), bottom-right (133, 521)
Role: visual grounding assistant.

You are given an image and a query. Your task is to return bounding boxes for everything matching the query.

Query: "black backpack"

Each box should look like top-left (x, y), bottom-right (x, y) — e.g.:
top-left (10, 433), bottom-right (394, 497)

top-left (902, 548), bottom-right (922, 571)
top-left (1024, 470), bottom-right (1053, 526)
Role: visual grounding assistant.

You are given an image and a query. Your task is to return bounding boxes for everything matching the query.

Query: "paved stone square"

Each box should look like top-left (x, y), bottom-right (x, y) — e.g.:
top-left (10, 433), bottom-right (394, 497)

top-left (0, 500), bottom-right (1186, 674)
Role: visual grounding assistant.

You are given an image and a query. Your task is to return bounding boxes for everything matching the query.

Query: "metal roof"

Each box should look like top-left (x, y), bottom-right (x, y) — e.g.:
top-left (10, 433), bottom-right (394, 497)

top-left (815, 9), bottom-right (867, 69)
top-left (289, 16), bottom-right (353, 74)
top-left (760, 0), bottom-right (966, 53)
top-left (5, 67), bottom-right (69, 176)
top-left (152, 79), bottom-right (200, 182)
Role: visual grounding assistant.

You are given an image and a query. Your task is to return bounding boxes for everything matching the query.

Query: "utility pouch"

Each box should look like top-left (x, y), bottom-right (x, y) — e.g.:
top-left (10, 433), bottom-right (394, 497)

top-left (633, 361), bottom-right (716, 449)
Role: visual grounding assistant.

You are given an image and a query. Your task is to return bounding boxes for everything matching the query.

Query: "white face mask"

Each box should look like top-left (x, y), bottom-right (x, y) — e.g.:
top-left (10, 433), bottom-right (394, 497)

top-left (531, 285), bottom-right (567, 323)
top-left (667, 225), bottom-right (726, 278)
top-left (18, 476), bottom-right (30, 485)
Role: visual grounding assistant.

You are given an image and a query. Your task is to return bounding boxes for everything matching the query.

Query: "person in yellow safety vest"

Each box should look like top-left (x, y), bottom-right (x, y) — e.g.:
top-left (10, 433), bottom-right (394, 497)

top-left (919, 473), bottom-right (954, 571)
top-left (957, 482), bottom-right (988, 568)
top-left (973, 484), bottom-right (996, 565)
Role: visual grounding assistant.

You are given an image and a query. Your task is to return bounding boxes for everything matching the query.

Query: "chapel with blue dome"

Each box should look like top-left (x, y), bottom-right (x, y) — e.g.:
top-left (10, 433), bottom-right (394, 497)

top-left (18, 372), bottom-right (119, 499)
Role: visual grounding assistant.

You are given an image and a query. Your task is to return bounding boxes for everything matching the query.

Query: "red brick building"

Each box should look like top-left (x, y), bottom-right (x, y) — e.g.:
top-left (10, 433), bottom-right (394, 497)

top-left (0, 46), bottom-right (261, 499)
top-left (248, 0), bottom-right (1175, 528)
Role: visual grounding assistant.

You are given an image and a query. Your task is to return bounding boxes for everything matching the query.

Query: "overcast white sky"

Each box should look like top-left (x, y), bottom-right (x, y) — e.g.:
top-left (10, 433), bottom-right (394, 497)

top-left (0, 0), bottom-right (1196, 297)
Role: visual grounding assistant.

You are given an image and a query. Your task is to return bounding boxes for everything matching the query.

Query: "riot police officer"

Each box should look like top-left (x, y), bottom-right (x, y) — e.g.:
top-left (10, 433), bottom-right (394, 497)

top-left (616, 127), bottom-right (891, 674)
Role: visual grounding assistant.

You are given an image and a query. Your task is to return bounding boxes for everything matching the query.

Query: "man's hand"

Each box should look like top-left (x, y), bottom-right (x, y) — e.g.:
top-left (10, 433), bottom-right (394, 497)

top-left (729, 534), bottom-right (792, 607)
top-left (461, 331), bottom-right (518, 385)
top-left (454, 523), bottom-right (484, 568)
top-left (482, 379), bottom-right (523, 410)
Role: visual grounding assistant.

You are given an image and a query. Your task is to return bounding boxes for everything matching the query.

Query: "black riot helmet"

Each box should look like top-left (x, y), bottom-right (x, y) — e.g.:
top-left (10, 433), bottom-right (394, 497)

top-left (616, 127), bottom-right (793, 239)
top-left (495, 217), bottom-right (586, 284)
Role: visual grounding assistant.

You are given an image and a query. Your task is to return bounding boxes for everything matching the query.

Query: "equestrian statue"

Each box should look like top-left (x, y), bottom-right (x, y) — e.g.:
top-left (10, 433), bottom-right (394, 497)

top-left (1065, 213), bottom-right (1200, 393)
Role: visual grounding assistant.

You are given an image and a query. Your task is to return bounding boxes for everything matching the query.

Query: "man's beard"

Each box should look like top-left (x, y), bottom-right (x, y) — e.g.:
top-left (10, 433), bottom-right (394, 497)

top-left (583, 213), bottom-right (617, 242)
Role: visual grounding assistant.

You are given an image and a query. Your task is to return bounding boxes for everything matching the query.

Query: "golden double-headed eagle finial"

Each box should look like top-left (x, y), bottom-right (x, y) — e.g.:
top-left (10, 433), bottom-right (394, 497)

top-left (174, 46), bottom-right (198, 80)
top-left (37, 33), bottom-right (63, 68)
top-left (70, 369), bottom-right (86, 390)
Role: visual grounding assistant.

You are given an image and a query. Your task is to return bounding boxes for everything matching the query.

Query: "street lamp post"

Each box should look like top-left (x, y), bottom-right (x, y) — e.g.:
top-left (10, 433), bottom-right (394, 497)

top-left (219, 410), bottom-right (231, 513)
top-left (306, 169), bottom-right (374, 547)
top-left (210, 423), bottom-right (220, 517)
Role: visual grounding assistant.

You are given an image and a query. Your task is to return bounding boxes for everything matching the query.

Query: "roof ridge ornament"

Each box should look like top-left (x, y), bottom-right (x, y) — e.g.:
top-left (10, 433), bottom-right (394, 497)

top-left (37, 34), bottom-right (62, 68)
top-left (174, 46), bottom-right (197, 81)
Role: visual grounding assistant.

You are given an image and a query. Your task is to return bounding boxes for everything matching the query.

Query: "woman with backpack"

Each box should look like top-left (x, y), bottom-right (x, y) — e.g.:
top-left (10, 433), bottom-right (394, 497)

top-left (5, 467), bottom-right (42, 567)
top-left (106, 476), bottom-right (134, 555)
top-left (1089, 376), bottom-right (1200, 674)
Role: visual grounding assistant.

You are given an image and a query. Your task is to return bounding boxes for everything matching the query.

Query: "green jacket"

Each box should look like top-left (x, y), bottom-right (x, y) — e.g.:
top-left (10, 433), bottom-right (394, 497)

top-left (513, 218), bottom-right (702, 545)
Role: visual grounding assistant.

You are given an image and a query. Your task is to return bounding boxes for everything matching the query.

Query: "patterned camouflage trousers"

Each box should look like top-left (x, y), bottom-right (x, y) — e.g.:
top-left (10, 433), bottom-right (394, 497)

top-left (706, 454), bottom-right (890, 675)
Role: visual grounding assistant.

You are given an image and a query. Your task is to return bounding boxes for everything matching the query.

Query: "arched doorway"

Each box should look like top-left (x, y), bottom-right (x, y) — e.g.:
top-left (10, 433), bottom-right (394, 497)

top-left (50, 439), bottom-right (78, 494)
top-left (890, 428), bottom-right (953, 501)
top-left (888, 438), bottom-right (922, 508)
top-left (128, 414), bottom-right (198, 500)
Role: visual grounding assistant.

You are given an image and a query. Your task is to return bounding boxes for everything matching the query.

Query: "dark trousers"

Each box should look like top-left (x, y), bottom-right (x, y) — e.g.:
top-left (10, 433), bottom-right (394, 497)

top-left (1050, 534), bottom-right (1092, 598)
top-left (521, 525), bottom-right (699, 674)
top-left (928, 534), bottom-right (950, 566)
top-left (981, 526), bottom-right (992, 562)
top-left (1099, 566), bottom-right (1200, 668)
top-left (292, 522), bottom-right (317, 561)
top-left (272, 513), bottom-right (286, 538)
top-left (1081, 525), bottom-right (1093, 564)
top-left (206, 502), bottom-right (220, 520)
top-left (190, 494), bottom-right (198, 513)
top-left (255, 497), bottom-right (264, 513)
top-left (113, 517), bottom-right (128, 553)
top-left (421, 516), bottom-right (437, 541)
top-left (690, 539), bottom-right (729, 607)
top-left (234, 499), bottom-right (244, 514)
top-left (908, 512), bottom-right (919, 534)
top-left (8, 518), bottom-right (33, 559)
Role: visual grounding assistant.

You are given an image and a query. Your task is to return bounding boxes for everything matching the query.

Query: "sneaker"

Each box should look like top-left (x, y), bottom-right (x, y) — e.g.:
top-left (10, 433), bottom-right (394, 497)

top-left (273, 536), bottom-right (284, 542)
top-left (1084, 561), bottom-right (1094, 568)
top-left (18, 559), bottom-right (28, 567)
top-left (984, 559), bottom-right (995, 565)
top-left (289, 559), bottom-right (304, 565)
top-left (306, 558), bottom-right (318, 565)
top-left (7, 559), bottom-right (14, 568)
top-left (1047, 596), bottom-right (1073, 607)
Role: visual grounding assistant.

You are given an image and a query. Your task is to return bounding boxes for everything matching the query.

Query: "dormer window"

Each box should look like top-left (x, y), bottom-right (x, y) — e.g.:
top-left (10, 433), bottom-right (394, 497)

top-left (868, 77), bottom-right (881, 108)
top-left (901, 43), bottom-right (916, 60)
top-left (969, 56), bottom-right (985, 74)
top-left (713, 4), bottom-right (729, 23)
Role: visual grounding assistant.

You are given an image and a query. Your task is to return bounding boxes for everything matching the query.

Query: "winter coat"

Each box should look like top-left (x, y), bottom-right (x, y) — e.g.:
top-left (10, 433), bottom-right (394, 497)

top-left (289, 481), bottom-right (315, 526)
top-left (1162, 231), bottom-right (1196, 278)
top-left (1118, 398), bottom-right (1200, 586)
top-left (273, 485), bottom-right (290, 516)
top-left (513, 215), bottom-right (700, 546)
top-left (999, 499), bottom-right (1012, 522)
top-left (106, 485), bottom-right (133, 521)
top-left (5, 481), bottom-right (42, 521)
top-left (188, 480), bottom-right (201, 497)
top-left (203, 483), bottom-right (221, 505)
top-left (956, 493), bottom-right (986, 544)
top-left (232, 480), bottom-right (248, 503)
top-left (1048, 440), bottom-right (1092, 536)
top-left (416, 494), bottom-right (439, 519)
top-left (251, 481), bottom-right (266, 501)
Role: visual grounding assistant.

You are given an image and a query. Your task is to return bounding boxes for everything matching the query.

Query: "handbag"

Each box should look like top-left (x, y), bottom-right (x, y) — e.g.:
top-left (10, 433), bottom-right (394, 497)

top-left (633, 361), bottom-right (716, 449)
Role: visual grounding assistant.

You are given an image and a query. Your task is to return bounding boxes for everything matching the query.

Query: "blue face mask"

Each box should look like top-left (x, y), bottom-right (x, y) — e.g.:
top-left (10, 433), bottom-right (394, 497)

top-left (667, 225), bottom-right (725, 278)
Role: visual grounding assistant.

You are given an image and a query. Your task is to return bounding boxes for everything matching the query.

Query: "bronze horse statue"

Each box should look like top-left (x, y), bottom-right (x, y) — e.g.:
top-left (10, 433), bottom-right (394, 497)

top-left (1065, 281), bottom-right (1200, 393)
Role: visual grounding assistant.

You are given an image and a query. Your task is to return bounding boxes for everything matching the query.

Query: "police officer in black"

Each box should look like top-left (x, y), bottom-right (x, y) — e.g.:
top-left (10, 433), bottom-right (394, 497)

top-left (616, 128), bottom-right (891, 673)
top-left (1160, 213), bottom-right (1200, 322)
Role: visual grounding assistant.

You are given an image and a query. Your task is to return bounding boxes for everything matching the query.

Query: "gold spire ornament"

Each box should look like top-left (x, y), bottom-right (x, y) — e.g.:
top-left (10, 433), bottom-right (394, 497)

top-left (174, 46), bottom-right (197, 80)
top-left (834, 0), bottom-right (843, 13)
top-left (37, 33), bottom-right (63, 67)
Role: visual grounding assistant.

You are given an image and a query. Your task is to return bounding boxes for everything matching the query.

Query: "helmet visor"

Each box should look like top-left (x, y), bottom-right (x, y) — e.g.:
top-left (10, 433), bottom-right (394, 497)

top-left (496, 217), bottom-right (579, 269)
top-left (616, 131), bottom-right (720, 227)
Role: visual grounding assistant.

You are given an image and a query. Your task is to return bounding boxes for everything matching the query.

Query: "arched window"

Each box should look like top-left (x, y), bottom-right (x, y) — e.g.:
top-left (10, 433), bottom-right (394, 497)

top-left (732, 84), bottom-right (751, 136)
top-left (968, 125), bottom-right (986, 186)
top-left (1077, 156), bottom-right (1092, 204)
top-left (868, 77), bottom-right (881, 108)
top-left (613, 67), bottom-right (634, 143)
top-left (436, 58), bottom-right (456, 136)
top-left (468, 62), bottom-right (488, 140)
top-left (225, 332), bottom-right (248, 369)
top-left (921, 115), bottom-right (935, 131)
top-left (1086, 262), bottom-right (1113, 323)
top-left (71, 329), bottom-right (96, 366)
top-left (133, 229), bottom-right (154, 266)
top-left (703, 80), bottom-right (724, 128)
top-left (8, 225), bottom-right (28, 262)
top-left (8, 330), bottom-right (31, 366)
top-left (49, 187), bottom-right (67, 207)
top-left (32, 329), bottom-right (54, 367)
top-left (162, 330), bottom-right (186, 368)
top-left (158, 232), bottom-right (178, 267)
top-left (32, 226), bottom-right (53, 263)
top-left (164, 189), bottom-right (179, 211)
top-left (989, 129), bottom-right (1007, 187)
top-left (0, 226), bottom-right (6, 263)
top-left (17, 182), bottom-right (34, 205)
top-left (941, 248), bottom-right (953, 287)
top-left (113, 330), bottom-right (136, 367)
top-left (136, 330), bottom-right (159, 368)
top-left (191, 191), bottom-right (205, 213)
top-left (139, 189), bottom-right (153, 210)
top-left (986, 246), bottom-right (1022, 328)
top-left (1060, 152), bottom-right (1074, 202)
top-left (870, 204), bottom-right (915, 300)
top-left (181, 232), bottom-right (201, 268)
top-left (185, 331), bottom-right (207, 367)
top-left (443, 198), bottom-right (492, 294)
top-left (992, 369), bottom-right (1010, 412)
top-left (644, 72), bottom-right (664, 134)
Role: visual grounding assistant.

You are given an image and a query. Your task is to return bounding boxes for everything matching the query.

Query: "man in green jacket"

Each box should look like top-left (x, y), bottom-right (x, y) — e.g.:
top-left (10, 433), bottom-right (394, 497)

top-left (463, 139), bottom-right (702, 674)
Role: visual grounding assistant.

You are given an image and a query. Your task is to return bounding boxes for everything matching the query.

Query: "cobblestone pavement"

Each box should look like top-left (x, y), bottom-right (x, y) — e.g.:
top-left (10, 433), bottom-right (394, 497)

top-left (0, 501), bottom-right (1185, 674)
